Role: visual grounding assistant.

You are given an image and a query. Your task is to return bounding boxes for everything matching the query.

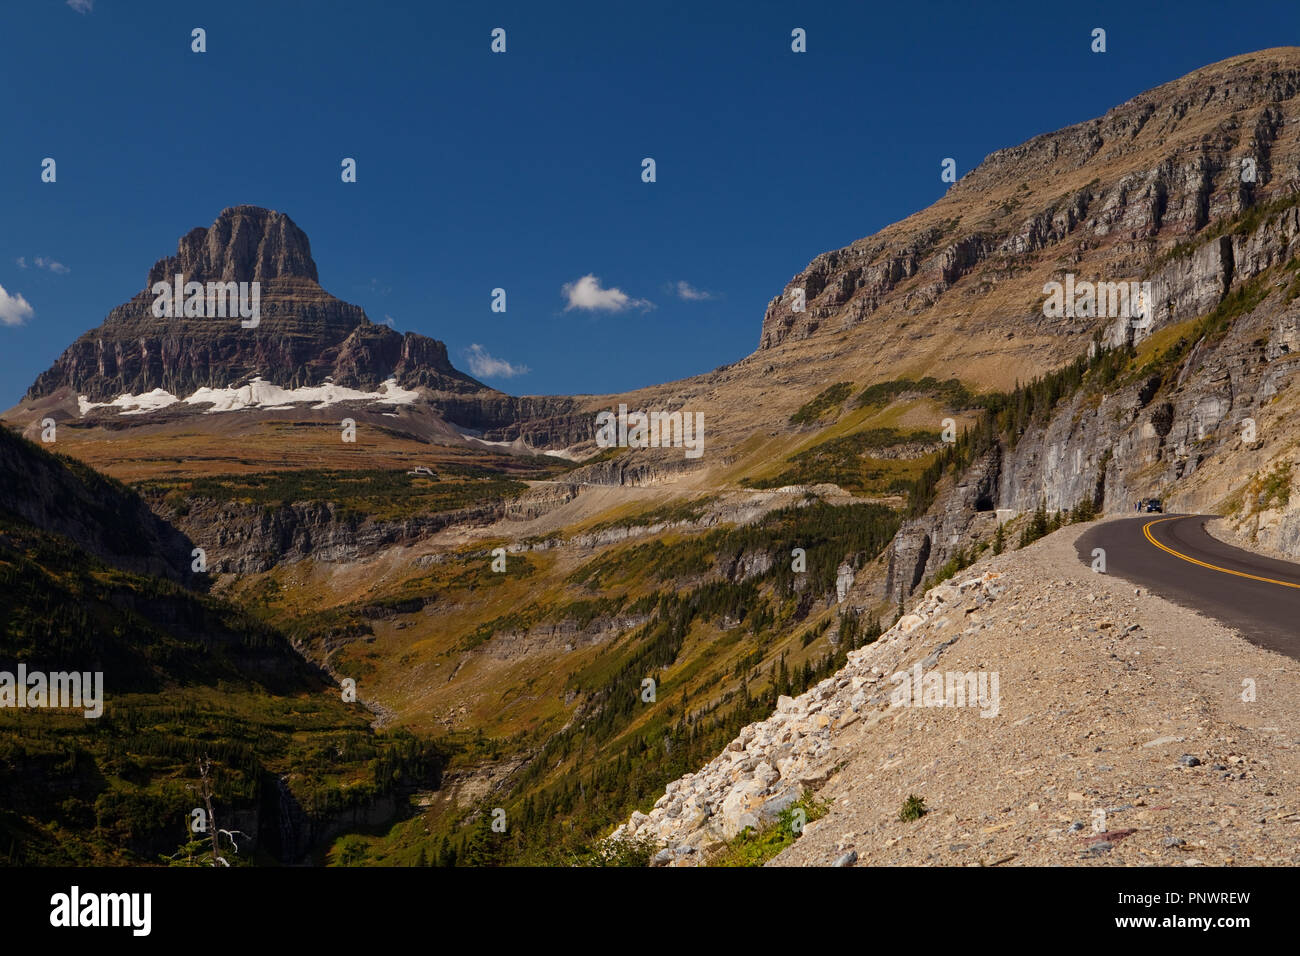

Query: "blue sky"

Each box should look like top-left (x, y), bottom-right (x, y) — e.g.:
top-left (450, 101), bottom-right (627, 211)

top-left (1, 0), bottom-right (1296, 406)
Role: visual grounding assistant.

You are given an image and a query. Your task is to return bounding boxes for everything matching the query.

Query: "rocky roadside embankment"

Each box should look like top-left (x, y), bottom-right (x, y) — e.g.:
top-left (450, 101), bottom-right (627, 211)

top-left (613, 518), bottom-right (1300, 866)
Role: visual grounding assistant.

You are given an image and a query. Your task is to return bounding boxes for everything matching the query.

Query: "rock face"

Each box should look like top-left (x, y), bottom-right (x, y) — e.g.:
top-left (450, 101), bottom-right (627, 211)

top-left (756, 49), bottom-right (1300, 372)
top-left (881, 190), bottom-right (1300, 600)
top-left (430, 393), bottom-right (591, 446)
top-left (567, 452), bottom-right (704, 487)
top-left (145, 205), bottom-right (319, 286)
top-left (25, 206), bottom-right (487, 404)
top-left (151, 495), bottom-right (513, 575)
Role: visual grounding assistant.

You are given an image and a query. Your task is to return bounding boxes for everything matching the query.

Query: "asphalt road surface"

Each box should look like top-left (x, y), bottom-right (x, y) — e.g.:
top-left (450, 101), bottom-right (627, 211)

top-left (1075, 514), bottom-right (1300, 658)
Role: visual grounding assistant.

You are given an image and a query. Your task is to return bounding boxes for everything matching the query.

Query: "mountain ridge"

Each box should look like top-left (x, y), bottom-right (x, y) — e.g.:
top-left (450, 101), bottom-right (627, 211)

top-left (24, 205), bottom-right (489, 405)
top-left (751, 47), bottom-right (1300, 387)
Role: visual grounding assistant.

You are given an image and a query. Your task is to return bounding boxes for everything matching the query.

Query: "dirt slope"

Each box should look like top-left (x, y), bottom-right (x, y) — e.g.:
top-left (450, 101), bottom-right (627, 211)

top-left (619, 518), bottom-right (1300, 866)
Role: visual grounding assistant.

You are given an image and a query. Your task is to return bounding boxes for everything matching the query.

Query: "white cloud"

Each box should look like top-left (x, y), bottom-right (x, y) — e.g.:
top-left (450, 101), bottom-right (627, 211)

top-left (0, 284), bottom-right (35, 327)
top-left (675, 280), bottom-right (714, 301)
top-left (17, 256), bottom-right (69, 274)
top-left (66, 0), bottom-right (93, 13)
top-left (33, 257), bottom-right (70, 274)
top-left (464, 344), bottom-right (529, 379)
top-left (562, 274), bottom-right (653, 313)
top-left (382, 314), bottom-right (396, 328)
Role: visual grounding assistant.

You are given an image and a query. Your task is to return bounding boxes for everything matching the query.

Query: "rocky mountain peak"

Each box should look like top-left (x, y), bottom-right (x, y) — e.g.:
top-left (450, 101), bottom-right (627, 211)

top-left (22, 207), bottom-right (490, 405)
top-left (145, 205), bottom-right (319, 287)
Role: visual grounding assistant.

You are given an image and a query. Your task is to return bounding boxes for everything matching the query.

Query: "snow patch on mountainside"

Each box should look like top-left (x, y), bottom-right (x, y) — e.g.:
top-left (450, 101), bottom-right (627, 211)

top-left (77, 388), bottom-right (179, 416)
top-left (77, 377), bottom-right (422, 416)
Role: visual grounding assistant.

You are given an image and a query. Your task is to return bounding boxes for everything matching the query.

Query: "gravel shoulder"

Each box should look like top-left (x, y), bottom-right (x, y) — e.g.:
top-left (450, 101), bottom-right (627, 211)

top-left (1203, 514), bottom-right (1296, 563)
top-left (617, 517), bottom-right (1300, 866)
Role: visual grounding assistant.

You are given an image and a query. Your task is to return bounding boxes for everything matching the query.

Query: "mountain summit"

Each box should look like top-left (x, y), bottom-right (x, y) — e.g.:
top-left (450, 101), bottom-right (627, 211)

top-left (25, 206), bottom-right (485, 405)
top-left (146, 204), bottom-right (320, 285)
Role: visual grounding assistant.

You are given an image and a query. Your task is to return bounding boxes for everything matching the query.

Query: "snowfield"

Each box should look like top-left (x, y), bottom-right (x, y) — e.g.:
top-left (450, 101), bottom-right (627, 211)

top-left (77, 377), bottom-right (422, 415)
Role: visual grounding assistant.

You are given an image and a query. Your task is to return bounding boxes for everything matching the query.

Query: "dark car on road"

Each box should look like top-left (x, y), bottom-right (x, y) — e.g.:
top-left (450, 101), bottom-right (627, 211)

top-left (1144, 498), bottom-right (1163, 513)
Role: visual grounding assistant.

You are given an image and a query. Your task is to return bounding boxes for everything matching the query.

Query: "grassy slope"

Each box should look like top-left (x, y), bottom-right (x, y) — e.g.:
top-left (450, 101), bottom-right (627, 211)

top-left (0, 481), bottom-right (445, 865)
top-left (229, 495), bottom-right (901, 866)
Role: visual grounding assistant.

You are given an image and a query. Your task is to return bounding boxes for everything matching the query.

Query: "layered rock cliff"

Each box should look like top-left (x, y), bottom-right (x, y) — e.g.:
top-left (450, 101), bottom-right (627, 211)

top-left (881, 195), bottom-right (1300, 602)
top-left (756, 49), bottom-right (1300, 388)
top-left (151, 495), bottom-right (519, 575)
top-left (25, 206), bottom-right (487, 404)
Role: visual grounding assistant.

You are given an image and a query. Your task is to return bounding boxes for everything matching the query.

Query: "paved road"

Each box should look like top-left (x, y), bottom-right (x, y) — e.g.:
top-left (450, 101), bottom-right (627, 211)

top-left (1075, 514), bottom-right (1300, 658)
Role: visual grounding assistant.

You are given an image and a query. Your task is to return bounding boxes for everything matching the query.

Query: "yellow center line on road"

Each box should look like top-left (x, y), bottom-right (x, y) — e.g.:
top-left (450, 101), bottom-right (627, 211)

top-left (1141, 516), bottom-right (1300, 590)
